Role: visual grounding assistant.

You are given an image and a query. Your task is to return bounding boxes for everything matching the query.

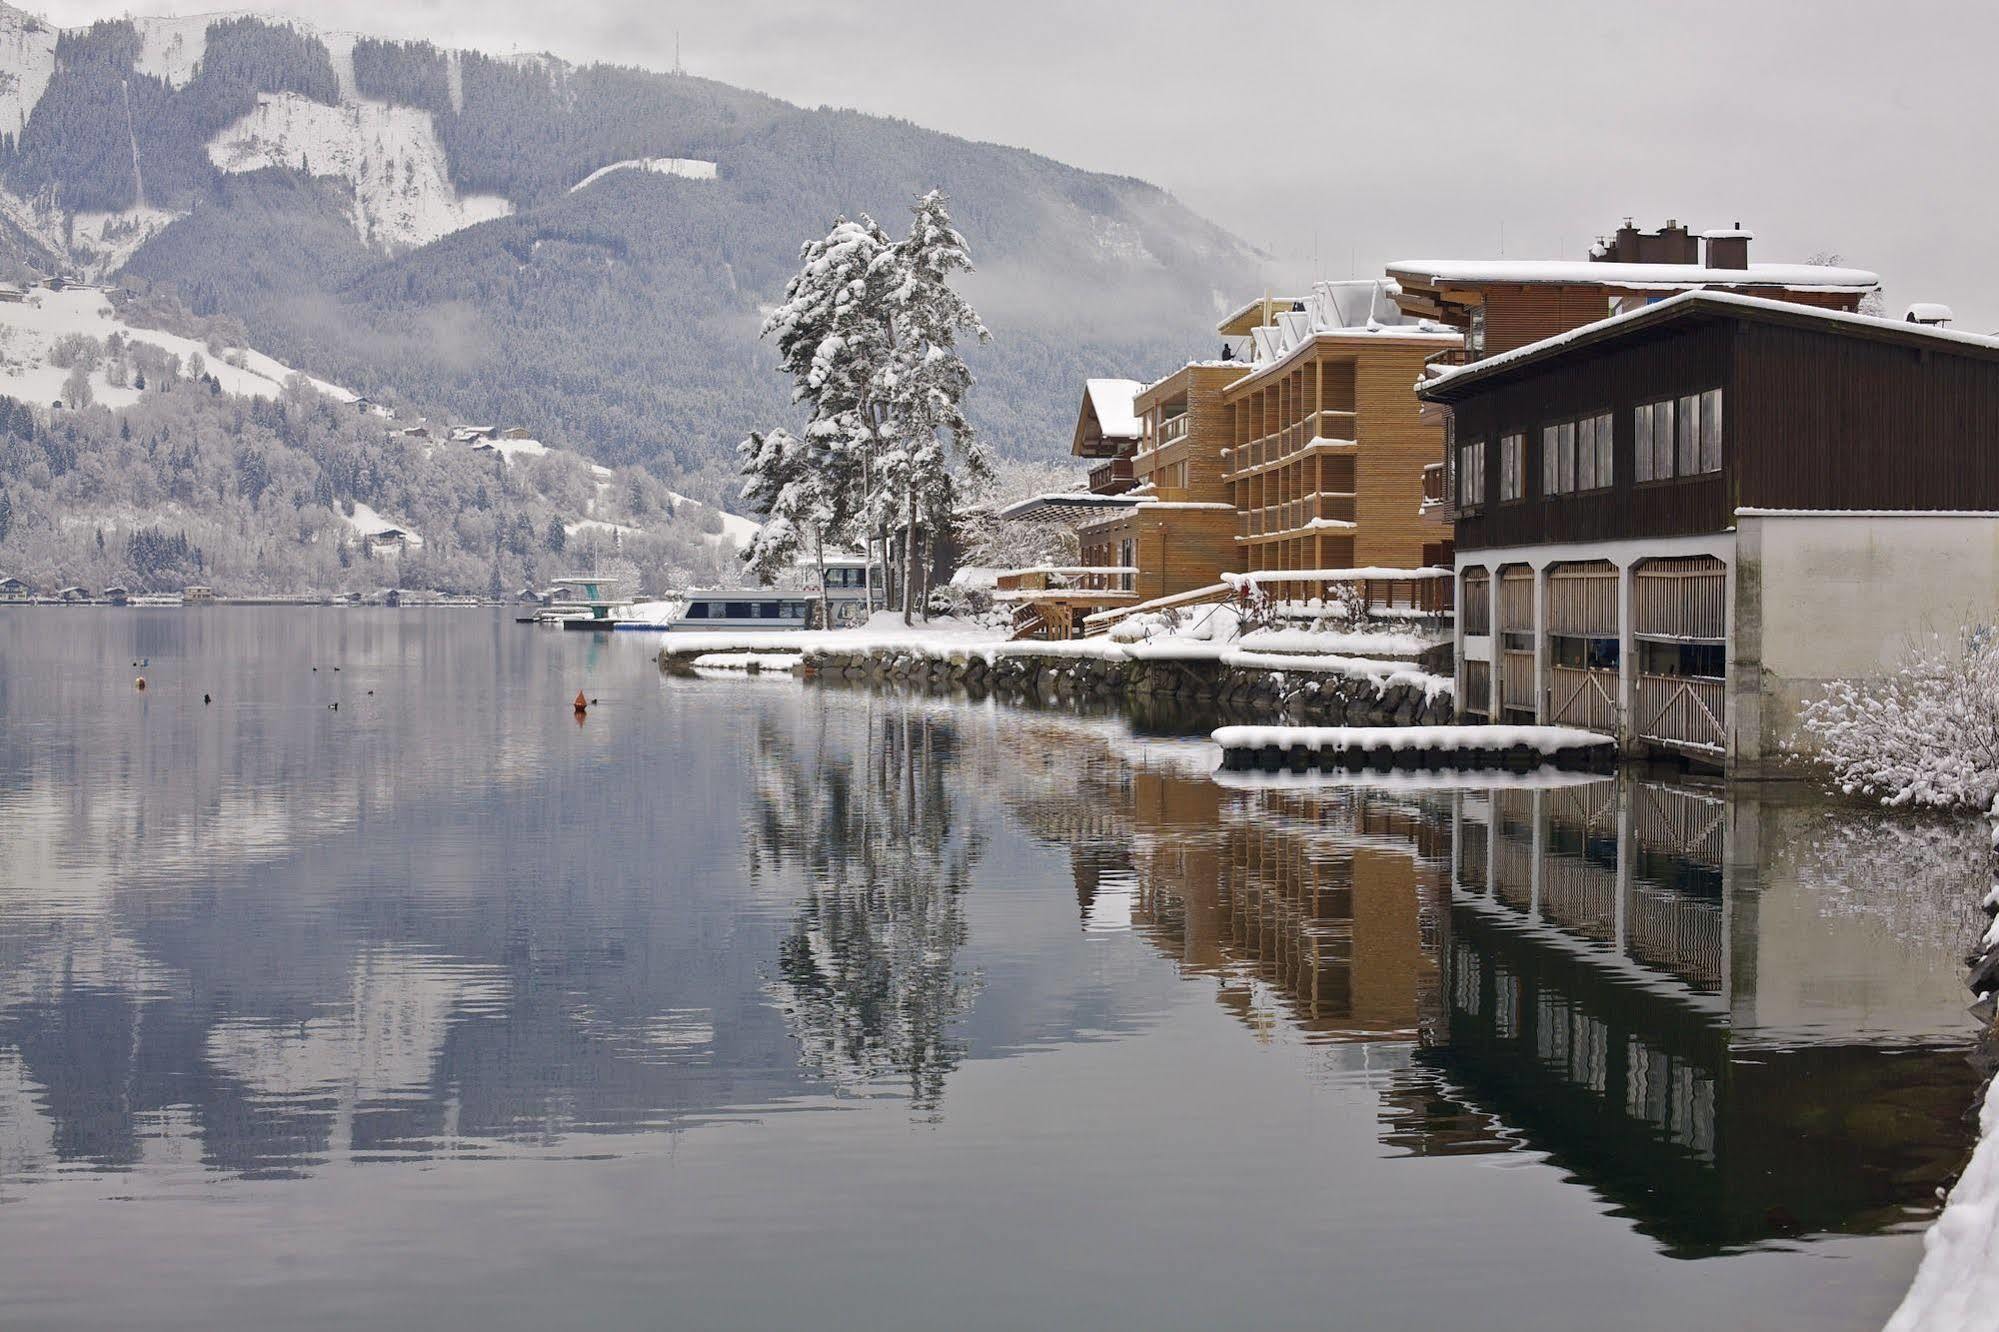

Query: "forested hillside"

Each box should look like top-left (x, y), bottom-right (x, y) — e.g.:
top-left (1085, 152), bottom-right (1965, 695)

top-left (0, 374), bottom-right (741, 597)
top-left (0, 6), bottom-right (1262, 512)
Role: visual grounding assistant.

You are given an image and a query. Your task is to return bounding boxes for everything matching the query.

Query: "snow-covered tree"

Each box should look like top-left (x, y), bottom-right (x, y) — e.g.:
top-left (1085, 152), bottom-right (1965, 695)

top-left (739, 426), bottom-right (837, 627)
top-left (873, 190), bottom-right (990, 622)
top-left (749, 192), bottom-right (992, 622)
top-left (1796, 624), bottom-right (1999, 811)
top-left (757, 215), bottom-right (894, 608)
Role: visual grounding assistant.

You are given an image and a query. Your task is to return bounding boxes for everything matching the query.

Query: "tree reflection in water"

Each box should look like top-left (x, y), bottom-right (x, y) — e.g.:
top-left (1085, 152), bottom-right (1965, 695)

top-left (751, 699), bottom-right (984, 1112)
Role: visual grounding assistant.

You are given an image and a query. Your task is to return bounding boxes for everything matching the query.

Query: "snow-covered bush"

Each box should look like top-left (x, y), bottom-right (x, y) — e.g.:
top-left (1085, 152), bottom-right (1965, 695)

top-left (1796, 625), bottom-right (1999, 811)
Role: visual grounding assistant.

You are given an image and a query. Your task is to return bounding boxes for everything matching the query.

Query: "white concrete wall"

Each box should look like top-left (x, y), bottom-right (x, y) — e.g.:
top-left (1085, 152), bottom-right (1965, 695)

top-left (1736, 511), bottom-right (1999, 764)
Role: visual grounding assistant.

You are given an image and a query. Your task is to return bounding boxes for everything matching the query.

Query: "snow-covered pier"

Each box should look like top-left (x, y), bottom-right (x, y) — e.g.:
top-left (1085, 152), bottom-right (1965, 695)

top-left (1212, 724), bottom-right (1617, 774)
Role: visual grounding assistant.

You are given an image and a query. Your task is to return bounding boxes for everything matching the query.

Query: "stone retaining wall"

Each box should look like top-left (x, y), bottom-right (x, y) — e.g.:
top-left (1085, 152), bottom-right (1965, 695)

top-left (788, 646), bottom-right (1455, 727)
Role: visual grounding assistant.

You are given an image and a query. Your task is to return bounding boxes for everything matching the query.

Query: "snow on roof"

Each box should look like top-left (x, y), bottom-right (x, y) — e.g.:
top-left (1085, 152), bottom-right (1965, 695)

top-left (1083, 378), bottom-right (1142, 440)
top-left (1387, 257), bottom-right (1879, 291)
top-left (997, 492), bottom-right (1141, 521)
top-left (1216, 294), bottom-right (1307, 335)
top-left (1700, 228), bottom-right (1754, 240)
top-left (1906, 302), bottom-right (1956, 323)
top-left (1422, 289), bottom-right (1999, 398)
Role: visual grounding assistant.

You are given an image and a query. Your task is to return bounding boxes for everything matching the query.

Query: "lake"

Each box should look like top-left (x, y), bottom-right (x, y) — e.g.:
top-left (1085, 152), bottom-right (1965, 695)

top-left (0, 608), bottom-right (1985, 1330)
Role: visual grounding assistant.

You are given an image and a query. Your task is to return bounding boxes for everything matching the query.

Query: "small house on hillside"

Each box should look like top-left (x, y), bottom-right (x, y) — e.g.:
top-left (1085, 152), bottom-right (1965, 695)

top-left (0, 576), bottom-right (30, 601)
top-left (56, 585), bottom-right (88, 603)
top-left (0, 283), bottom-right (27, 303)
top-left (183, 585), bottom-right (215, 603)
top-left (102, 585), bottom-right (129, 606)
top-left (367, 527), bottom-right (411, 553)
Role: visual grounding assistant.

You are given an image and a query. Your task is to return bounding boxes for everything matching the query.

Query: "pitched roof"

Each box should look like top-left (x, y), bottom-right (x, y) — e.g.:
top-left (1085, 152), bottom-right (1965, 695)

top-left (1083, 379), bottom-right (1142, 441)
top-left (1419, 289), bottom-right (1999, 402)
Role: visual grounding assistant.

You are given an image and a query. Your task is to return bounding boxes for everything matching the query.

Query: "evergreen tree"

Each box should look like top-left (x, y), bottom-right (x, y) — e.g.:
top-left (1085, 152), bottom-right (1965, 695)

top-left (874, 191), bottom-right (989, 621)
top-left (738, 426), bottom-right (835, 626)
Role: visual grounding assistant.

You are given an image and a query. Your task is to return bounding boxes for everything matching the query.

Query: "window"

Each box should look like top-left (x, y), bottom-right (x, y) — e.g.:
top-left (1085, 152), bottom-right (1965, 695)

top-left (1500, 433), bottom-right (1524, 502)
top-left (757, 601), bottom-right (781, 619)
top-left (1542, 421), bottom-right (1576, 495)
top-left (725, 602), bottom-right (753, 619)
top-left (1698, 388), bottom-right (1723, 472)
top-left (1651, 397), bottom-right (1675, 480)
top-left (1468, 307), bottom-right (1486, 358)
top-left (685, 602), bottom-right (709, 619)
top-left (1457, 439), bottom-right (1486, 509)
top-left (1635, 390), bottom-right (1721, 483)
top-left (1590, 411), bottom-right (1613, 488)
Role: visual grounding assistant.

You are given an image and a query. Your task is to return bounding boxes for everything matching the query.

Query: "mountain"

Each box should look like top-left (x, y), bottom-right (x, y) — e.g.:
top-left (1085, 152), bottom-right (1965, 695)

top-left (0, 6), bottom-right (1264, 505)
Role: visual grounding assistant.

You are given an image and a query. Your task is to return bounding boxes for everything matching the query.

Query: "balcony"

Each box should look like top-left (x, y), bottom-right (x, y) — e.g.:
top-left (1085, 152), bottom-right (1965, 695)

top-left (1087, 455), bottom-right (1137, 495)
top-left (995, 566), bottom-right (1140, 599)
top-left (1158, 413), bottom-right (1190, 448)
top-left (1424, 346), bottom-right (1477, 374)
top-left (1237, 492), bottom-right (1356, 541)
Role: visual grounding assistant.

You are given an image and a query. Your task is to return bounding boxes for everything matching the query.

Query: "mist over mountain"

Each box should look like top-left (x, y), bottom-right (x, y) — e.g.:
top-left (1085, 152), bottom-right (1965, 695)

top-left (0, 6), bottom-right (1262, 505)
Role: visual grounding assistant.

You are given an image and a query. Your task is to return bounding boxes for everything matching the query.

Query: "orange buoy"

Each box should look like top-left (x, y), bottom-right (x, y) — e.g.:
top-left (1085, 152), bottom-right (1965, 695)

top-left (573, 691), bottom-right (588, 713)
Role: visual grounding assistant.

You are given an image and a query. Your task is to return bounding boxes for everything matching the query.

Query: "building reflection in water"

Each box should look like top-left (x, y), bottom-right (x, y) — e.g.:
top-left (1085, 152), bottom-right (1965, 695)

top-left (1031, 726), bottom-right (1984, 1255)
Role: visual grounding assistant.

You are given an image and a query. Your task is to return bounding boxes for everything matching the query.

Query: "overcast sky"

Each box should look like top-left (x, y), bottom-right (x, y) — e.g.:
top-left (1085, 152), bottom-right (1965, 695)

top-left (38, 0), bottom-right (1996, 325)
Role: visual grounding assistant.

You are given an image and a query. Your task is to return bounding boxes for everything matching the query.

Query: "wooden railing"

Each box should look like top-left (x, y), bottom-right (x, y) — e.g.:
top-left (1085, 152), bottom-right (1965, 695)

top-left (1636, 673), bottom-right (1725, 752)
top-left (995, 566), bottom-right (1139, 597)
top-left (1158, 413), bottom-right (1190, 447)
top-left (1499, 649), bottom-right (1536, 712)
top-left (1239, 569), bottom-right (1454, 614)
top-left (1549, 665), bottom-right (1618, 733)
top-left (1086, 456), bottom-right (1136, 495)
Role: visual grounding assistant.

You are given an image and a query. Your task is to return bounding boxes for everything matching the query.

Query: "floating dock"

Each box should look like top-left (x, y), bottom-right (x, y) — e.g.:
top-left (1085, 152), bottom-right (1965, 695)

top-left (1212, 724), bottom-right (1617, 774)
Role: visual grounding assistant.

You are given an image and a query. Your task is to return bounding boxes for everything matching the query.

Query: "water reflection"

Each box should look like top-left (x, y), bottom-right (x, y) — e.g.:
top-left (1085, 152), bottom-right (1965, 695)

top-left (750, 704), bottom-right (982, 1110)
top-left (0, 612), bottom-right (1984, 1283)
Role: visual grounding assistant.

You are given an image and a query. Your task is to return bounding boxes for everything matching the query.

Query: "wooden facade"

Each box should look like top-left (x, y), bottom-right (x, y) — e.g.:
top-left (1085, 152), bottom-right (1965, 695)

top-left (1429, 297), bottom-right (1999, 553)
top-left (1222, 333), bottom-right (1453, 573)
top-left (1078, 362), bottom-right (1247, 603)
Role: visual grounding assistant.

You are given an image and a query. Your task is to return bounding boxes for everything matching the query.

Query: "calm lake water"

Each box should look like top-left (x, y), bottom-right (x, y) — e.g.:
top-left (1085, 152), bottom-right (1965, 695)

top-left (0, 608), bottom-right (1987, 1330)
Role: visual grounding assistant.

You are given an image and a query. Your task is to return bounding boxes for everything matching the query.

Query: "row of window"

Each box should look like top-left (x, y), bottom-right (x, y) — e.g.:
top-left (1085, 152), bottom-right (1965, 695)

top-left (1543, 412), bottom-right (1616, 495)
top-left (1457, 387), bottom-right (1724, 509)
top-left (1634, 389), bottom-right (1723, 483)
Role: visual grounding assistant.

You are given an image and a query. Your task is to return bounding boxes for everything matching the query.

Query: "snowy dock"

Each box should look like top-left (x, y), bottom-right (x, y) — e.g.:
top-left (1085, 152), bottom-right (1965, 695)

top-left (1211, 724), bottom-right (1617, 774)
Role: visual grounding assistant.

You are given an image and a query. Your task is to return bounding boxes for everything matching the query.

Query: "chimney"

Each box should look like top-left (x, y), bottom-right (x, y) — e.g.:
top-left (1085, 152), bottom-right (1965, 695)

top-left (1702, 223), bottom-right (1751, 271)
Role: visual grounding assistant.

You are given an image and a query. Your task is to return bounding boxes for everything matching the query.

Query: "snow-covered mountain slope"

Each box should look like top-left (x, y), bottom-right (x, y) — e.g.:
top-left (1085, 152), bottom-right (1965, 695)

top-left (0, 285), bottom-right (352, 408)
top-left (209, 92), bottom-right (511, 250)
top-left (569, 158), bottom-right (717, 194)
top-left (0, 4), bottom-right (52, 136)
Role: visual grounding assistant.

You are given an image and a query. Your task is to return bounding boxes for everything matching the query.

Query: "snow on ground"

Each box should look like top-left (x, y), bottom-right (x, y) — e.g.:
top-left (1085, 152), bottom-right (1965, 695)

top-left (565, 518), bottom-right (641, 540)
top-left (1884, 1073), bottom-right (1999, 1332)
top-left (470, 437), bottom-right (550, 466)
top-left (208, 92), bottom-right (513, 250)
top-left (65, 207), bottom-right (183, 277)
top-left (569, 158), bottom-right (719, 193)
top-left (0, 6), bottom-right (55, 137)
top-left (0, 287), bottom-right (353, 408)
top-left (668, 493), bottom-right (760, 548)
top-left (342, 502), bottom-right (424, 547)
top-left (1211, 723), bottom-right (1614, 755)
top-left (657, 611), bottom-right (1001, 655)
top-left (133, 13), bottom-right (219, 87)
